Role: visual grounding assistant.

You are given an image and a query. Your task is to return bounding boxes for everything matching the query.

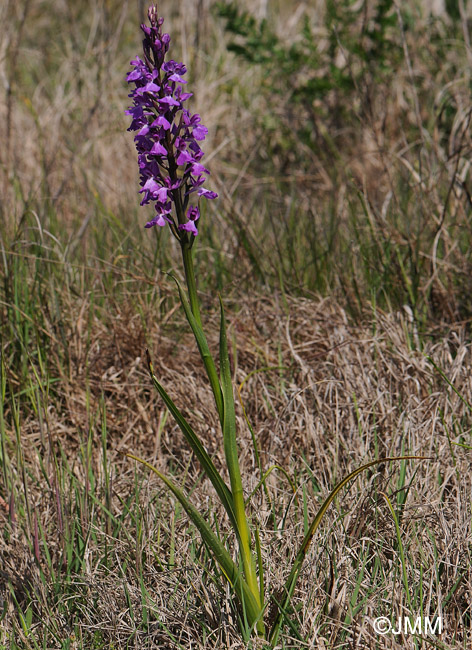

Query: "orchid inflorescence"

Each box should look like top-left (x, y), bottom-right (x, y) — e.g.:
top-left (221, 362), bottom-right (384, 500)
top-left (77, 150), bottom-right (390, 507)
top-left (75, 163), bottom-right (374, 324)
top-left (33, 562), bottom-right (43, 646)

top-left (126, 6), bottom-right (424, 645)
top-left (126, 6), bottom-right (217, 238)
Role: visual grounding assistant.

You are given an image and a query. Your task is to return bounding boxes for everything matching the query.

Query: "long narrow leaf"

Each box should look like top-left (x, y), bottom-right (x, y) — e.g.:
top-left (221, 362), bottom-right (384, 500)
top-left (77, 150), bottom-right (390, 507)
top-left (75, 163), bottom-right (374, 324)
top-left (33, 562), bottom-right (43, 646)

top-left (126, 453), bottom-right (263, 632)
top-left (269, 455), bottom-right (429, 645)
top-left (218, 296), bottom-right (264, 632)
top-left (145, 350), bottom-right (237, 531)
top-left (427, 356), bottom-right (472, 412)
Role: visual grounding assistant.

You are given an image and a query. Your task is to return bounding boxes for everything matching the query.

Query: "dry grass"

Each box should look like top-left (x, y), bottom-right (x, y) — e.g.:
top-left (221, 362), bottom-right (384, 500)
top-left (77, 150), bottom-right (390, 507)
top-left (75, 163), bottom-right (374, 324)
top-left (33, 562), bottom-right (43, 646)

top-left (1, 290), bottom-right (471, 647)
top-left (1, 0), bottom-right (472, 648)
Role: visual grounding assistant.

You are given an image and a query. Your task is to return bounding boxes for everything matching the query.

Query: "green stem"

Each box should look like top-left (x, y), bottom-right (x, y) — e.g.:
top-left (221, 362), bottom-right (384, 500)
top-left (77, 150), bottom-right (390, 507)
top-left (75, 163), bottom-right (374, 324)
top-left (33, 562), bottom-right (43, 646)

top-left (179, 239), bottom-right (224, 423)
top-left (181, 239), bottom-right (202, 328)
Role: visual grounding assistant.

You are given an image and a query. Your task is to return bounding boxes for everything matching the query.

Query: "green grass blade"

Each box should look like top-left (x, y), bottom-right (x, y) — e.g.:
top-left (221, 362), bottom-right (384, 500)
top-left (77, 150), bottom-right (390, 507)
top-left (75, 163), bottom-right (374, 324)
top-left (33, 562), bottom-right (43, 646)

top-left (254, 525), bottom-right (264, 606)
top-left (218, 296), bottom-right (264, 633)
top-left (245, 464), bottom-right (297, 507)
top-left (427, 356), bottom-right (472, 412)
top-left (269, 455), bottom-right (429, 645)
top-left (126, 453), bottom-right (263, 632)
top-left (145, 350), bottom-right (237, 531)
top-left (380, 491), bottom-right (412, 612)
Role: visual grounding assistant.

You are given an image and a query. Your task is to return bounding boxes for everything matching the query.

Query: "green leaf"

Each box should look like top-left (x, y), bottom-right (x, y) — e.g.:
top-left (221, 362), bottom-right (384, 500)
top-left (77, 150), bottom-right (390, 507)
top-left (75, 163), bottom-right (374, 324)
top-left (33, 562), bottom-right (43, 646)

top-left (218, 296), bottom-right (264, 634)
top-left (269, 455), bottom-right (429, 645)
top-left (145, 350), bottom-right (237, 532)
top-left (126, 453), bottom-right (263, 633)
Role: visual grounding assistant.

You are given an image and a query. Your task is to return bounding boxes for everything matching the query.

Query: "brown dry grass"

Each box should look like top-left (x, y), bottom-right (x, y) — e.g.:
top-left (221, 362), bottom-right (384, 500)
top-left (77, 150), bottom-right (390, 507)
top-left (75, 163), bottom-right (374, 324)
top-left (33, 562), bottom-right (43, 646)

top-left (1, 0), bottom-right (472, 647)
top-left (1, 289), bottom-right (471, 647)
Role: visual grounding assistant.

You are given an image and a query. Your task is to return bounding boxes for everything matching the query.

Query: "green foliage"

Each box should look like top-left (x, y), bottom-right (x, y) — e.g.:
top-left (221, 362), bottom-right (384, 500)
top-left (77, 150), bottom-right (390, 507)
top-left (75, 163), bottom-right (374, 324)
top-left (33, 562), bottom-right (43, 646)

top-left (213, 1), bottom-right (472, 322)
top-left (127, 229), bottom-right (425, 643)
top-left (216, 0), bottom-right (403, 147)
top-left (445, 0), bottom-right (464, 21)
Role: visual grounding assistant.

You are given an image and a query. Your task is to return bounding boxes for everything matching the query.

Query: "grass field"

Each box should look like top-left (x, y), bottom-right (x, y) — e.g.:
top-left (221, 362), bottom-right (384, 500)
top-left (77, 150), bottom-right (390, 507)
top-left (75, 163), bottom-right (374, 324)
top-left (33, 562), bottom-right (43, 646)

top-left (1, 0), bottom-right (472, 647)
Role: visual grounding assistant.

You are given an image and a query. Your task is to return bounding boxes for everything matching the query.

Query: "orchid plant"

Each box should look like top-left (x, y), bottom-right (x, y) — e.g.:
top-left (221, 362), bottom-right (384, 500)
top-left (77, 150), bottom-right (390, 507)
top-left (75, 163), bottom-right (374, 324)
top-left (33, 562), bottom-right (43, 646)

top-left (126, 7), bottom-right (423, 644)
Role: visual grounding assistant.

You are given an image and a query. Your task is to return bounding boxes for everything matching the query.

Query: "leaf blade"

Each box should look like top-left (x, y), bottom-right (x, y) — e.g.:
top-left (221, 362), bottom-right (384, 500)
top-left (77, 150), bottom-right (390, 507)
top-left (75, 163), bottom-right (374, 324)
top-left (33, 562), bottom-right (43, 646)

top-left (146, 350), bottom-right (237, 531)
top-left (126, 453), bottom-right (263, 632)
top-left (218, 297), bottom-right (264, 633)
top-left (269, 455), bottom-right (429, 644)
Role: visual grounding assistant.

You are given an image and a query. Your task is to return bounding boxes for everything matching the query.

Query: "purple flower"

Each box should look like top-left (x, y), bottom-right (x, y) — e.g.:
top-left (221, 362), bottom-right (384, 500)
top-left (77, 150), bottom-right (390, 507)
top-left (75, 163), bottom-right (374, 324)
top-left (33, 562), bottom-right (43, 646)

top-left (126, 5), bottom-right (217, 238)
top-left (178, 206), bottom-right (200, 236)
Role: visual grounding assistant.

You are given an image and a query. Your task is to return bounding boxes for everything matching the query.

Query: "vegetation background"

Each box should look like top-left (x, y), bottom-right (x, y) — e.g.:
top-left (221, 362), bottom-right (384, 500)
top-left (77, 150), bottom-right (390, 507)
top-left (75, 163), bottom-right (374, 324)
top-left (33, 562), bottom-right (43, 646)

top-left (0, 0), bottom-right (471, 647)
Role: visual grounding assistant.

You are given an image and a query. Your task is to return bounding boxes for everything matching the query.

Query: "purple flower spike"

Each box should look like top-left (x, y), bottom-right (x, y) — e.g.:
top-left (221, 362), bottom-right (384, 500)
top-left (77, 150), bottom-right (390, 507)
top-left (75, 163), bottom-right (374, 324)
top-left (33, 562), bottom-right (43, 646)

top-left (126, 5), bottom-right (217, 238)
